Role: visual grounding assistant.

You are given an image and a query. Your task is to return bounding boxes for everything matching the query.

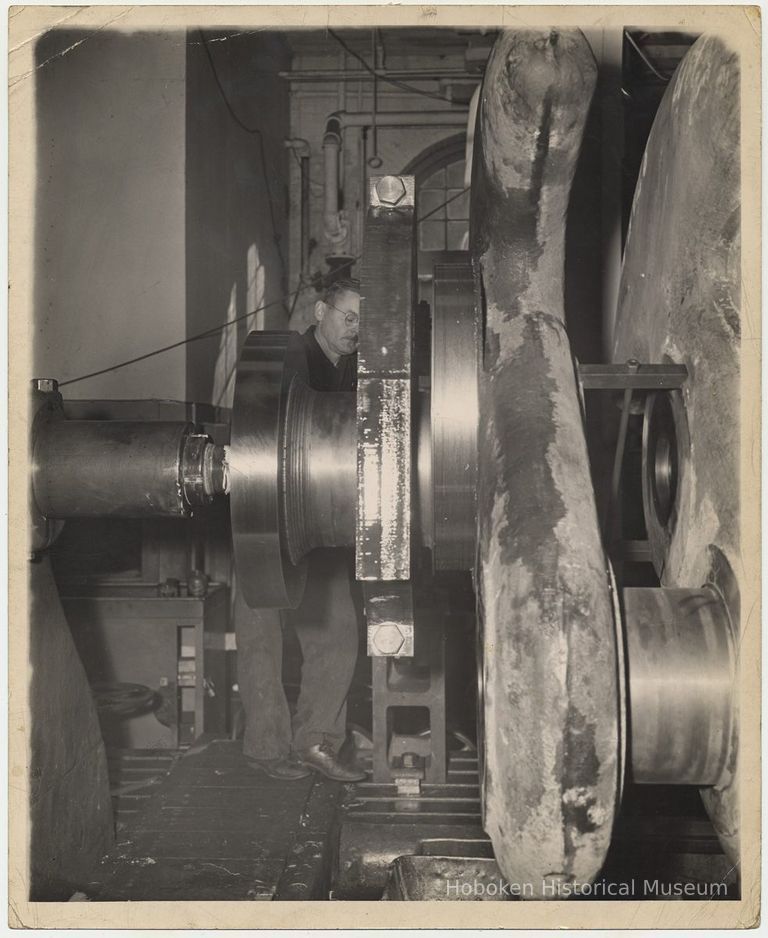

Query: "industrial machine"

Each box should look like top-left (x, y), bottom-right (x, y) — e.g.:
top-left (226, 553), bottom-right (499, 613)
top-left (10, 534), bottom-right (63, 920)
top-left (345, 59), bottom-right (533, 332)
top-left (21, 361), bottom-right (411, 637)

top-left (29, 28), bottom-right (741, 899)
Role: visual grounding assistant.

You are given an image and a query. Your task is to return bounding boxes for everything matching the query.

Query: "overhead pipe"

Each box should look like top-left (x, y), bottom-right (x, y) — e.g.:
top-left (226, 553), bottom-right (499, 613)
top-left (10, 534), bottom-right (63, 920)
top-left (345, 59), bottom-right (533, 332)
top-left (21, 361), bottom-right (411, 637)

top-left (279, 68), bottom-right (477, 82)
top-left (368, 31), bottom-right (383, 169)
top-left (328, 109), bottom-right (468, 129)
top-left (321, 107), bottom-right (469, 253)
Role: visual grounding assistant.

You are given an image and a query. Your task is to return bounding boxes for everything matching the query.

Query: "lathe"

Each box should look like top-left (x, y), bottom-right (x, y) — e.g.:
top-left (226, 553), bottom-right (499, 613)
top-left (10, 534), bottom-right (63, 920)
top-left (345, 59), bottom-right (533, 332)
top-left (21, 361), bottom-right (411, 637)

top-left (28, 28), bottom-right (741, 898)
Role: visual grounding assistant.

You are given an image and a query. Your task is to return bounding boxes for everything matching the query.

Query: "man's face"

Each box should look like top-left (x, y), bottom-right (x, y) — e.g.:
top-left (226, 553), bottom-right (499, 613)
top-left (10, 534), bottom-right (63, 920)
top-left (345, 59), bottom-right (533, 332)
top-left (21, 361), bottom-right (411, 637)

top-left (315, 289), bottom-right (360, 358)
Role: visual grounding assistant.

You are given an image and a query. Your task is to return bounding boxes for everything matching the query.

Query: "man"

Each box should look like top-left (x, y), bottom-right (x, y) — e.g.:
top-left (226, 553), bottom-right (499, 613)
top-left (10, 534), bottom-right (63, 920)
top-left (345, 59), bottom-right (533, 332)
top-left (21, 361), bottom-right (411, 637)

top-left (234, 279), bottom-right (366, 782)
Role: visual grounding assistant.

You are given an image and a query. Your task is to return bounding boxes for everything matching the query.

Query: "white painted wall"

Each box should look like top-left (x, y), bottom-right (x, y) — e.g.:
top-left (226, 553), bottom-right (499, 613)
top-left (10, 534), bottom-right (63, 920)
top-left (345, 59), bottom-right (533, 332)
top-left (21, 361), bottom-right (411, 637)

top-left (33, 29), bottom-right (188, 400)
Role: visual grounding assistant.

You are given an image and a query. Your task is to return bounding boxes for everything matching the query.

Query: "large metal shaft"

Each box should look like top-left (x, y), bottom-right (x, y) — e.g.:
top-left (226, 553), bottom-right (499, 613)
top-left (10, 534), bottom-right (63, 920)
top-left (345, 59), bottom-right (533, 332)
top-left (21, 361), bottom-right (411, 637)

top-left (32, 419), bottom-right (224, 519)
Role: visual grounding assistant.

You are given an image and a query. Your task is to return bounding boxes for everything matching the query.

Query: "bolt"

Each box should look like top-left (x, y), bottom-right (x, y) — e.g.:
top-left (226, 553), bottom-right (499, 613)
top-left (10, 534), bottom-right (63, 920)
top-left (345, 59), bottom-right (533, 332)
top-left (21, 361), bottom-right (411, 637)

top-left (372, 622), bottom-right (405, 655)
top-left (32, 378), bottom-right (58, 393)
top-left (375, 175), bottom-right (406, 206)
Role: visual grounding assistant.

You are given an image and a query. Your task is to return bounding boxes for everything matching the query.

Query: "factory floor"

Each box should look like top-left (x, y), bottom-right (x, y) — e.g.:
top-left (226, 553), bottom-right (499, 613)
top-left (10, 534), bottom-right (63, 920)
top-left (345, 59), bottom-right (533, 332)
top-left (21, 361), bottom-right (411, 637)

top-left (81, 738), bottom-right (738, 902)
top-left (86, 738), bottom-right (347, 901)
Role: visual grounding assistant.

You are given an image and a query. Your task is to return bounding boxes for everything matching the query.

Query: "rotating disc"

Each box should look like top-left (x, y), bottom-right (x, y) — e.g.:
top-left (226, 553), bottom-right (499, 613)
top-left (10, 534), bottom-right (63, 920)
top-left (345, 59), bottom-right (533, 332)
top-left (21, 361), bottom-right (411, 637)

top-left (230, 331), bottom-right (308, 609)
top-left (431, 263), bottom-right (478, 571)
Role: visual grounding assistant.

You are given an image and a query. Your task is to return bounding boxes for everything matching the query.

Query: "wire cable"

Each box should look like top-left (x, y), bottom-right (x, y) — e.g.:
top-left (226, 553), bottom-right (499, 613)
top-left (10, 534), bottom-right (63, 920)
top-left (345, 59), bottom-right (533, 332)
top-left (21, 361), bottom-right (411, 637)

top-left (58, 288), bottom-right (310, 387)
top-left (58, 188), bottom-right (471, 387)
top-left (198, 30), bottom-right (288, 284)
top-left (624, 31), bottom-right (671, 82)
top-left (328, 29), bottom-right (456, 104)
top-left (417, 186), bottom-right (469, 224)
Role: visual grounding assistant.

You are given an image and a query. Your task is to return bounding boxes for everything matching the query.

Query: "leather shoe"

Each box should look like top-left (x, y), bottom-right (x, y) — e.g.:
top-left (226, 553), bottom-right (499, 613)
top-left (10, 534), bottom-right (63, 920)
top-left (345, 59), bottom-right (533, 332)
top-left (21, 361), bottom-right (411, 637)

top-left (247, 756), bottom-right (311, 780)
top-left (298, 743), bottom-right (367, 782)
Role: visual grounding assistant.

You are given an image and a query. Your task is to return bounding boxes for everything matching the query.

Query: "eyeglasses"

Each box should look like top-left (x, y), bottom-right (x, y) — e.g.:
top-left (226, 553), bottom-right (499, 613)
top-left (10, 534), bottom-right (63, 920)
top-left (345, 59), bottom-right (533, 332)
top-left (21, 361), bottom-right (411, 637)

top-left (328, 302), bottom-right (360, 326)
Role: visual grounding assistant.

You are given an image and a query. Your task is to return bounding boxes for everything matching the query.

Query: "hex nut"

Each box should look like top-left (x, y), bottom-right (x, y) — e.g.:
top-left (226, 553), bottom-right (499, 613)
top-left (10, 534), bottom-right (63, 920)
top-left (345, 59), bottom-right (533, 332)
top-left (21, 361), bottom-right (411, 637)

top-left (375, 175), bottom-right (406, 206)
top-left (372, 622), bottom-right (405, 655)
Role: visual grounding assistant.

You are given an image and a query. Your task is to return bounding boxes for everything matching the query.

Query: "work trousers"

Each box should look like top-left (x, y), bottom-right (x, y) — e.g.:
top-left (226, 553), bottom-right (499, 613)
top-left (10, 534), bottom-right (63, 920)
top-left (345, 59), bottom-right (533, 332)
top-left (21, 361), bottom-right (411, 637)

top-left (234, 549), bottom-right (361, 760)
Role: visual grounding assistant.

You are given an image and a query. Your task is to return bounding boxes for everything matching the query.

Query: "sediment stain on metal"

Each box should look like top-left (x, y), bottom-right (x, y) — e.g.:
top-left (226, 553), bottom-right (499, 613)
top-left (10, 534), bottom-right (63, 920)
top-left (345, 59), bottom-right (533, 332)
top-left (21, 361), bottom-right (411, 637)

top-left (356, 187), bottom-right (415, 581)
top-left (472, 29), bottom-right (619, 893)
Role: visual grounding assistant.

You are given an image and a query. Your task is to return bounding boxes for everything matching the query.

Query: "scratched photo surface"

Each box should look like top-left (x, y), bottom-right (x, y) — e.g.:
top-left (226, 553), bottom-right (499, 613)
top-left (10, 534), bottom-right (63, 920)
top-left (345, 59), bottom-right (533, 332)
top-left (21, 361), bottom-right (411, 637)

top-left (9, 5), bottom-right (760, 930)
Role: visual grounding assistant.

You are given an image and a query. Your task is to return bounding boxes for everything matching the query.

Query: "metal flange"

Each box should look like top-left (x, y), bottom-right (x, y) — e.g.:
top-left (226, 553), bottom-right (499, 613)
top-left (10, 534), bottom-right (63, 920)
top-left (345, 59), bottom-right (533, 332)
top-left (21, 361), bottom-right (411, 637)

top-left (230, 332), bottom-right (309, 609)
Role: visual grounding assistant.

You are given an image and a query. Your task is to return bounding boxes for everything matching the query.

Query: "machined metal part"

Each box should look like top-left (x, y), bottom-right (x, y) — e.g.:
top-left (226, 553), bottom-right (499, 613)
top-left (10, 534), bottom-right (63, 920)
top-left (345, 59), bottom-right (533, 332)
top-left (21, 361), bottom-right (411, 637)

top-left (471, 29), bottom-right (619, 893)
top-left (230, 332), bottom-right (309, 609)
top-left (623, 585), bottom-right (736, 786)
top-left (607, 560), bottom-right (628, 806)
top-left (230, 331), bottom-right (361, 607)
top-left (642, 390), bottom-right (689, 577)
top-left (578, 362), bottom-right (688, 390)
top-left (283, 381), bottom-right (357, 562)
top-left (365, 581), bottom-right (415, 658)
top-left (371, 618), bottom-right (447, 784)
top-left (31, 418), bottom-right (223, 520)
top-left (357, 174), bottom-right (416, 582)
top-left (431, 264), bottom-right (479, 572)
top-left (368, 173), bottom-right (416, 209)
top-left (181, 434), bottom-right (227, 508)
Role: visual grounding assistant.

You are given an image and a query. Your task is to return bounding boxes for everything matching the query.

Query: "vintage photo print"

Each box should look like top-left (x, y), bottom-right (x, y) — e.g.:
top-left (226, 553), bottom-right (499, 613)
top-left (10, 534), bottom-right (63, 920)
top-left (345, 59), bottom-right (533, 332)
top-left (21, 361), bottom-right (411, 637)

top-left (8, 3), bottom-right (761, 930)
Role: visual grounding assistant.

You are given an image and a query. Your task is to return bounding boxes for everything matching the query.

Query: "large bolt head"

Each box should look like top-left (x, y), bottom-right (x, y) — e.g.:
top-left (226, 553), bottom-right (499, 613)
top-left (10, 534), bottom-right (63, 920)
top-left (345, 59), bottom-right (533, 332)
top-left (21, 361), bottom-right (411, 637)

top-left (375, 175), bottom-right (406, 206)
top-left (372, 622), bottom-right (405, 655)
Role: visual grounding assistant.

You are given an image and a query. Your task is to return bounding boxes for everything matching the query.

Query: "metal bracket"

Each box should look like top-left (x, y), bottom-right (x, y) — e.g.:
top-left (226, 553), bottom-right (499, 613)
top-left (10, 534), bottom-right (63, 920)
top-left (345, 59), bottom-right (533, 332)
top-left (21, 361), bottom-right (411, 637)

top-left (578, 361), bottom-right (688, 390)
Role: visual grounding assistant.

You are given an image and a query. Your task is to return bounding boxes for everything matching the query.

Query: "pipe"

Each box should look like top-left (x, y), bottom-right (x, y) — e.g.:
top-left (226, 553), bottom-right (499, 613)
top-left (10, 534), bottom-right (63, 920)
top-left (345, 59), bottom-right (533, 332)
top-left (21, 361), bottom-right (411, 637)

top-left (330, 109), bottom-right (468, 128)
top-left (322, 107), bottom-right (469, 252)
top-left (368, 31), bottom-right (381, 168)
top-left (322, 116), bottom-right (349, 247)
top-left (284, 139), bottom-right (312, 278)
top-left (300, 154), bottom-right (310, 275)
top-left (279, 68), bottom-right (477, 82)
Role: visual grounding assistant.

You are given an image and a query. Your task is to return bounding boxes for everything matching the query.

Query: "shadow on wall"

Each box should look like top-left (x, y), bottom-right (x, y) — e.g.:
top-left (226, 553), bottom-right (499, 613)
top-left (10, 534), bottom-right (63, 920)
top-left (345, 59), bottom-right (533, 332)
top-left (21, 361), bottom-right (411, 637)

top-left (185, 29), bottom-right (292, 407)
top-left (33, 27), bottom-right (291, 405)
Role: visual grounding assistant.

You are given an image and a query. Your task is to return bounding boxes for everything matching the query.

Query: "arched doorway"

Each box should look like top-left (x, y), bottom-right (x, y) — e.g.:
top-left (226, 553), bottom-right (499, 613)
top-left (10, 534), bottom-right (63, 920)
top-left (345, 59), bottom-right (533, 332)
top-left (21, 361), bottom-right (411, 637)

top-left (402, 133), bottom-right (470, 304)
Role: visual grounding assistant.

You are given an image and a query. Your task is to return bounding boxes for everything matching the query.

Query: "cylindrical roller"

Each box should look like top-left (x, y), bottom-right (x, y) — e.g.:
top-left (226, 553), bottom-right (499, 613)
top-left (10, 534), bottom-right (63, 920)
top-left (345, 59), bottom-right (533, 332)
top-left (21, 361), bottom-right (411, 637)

top-left (283, 382), bottom-right (356, 562)
top-left (623, 586), bottom-right (736, 786)
top-left (31, 420), bottom-right (222, 518)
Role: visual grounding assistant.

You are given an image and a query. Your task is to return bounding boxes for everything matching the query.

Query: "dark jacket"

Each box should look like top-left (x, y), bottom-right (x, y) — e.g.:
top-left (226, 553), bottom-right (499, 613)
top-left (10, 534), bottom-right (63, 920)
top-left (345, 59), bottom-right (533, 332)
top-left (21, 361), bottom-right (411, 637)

top-left (300, 325), bottom-right (357, 392)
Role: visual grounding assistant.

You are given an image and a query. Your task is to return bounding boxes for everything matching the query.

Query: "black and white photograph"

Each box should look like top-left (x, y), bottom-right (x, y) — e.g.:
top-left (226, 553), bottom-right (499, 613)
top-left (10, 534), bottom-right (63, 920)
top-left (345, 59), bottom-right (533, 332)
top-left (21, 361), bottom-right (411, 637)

top-left (8, 4), bottom-right (761, 929)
